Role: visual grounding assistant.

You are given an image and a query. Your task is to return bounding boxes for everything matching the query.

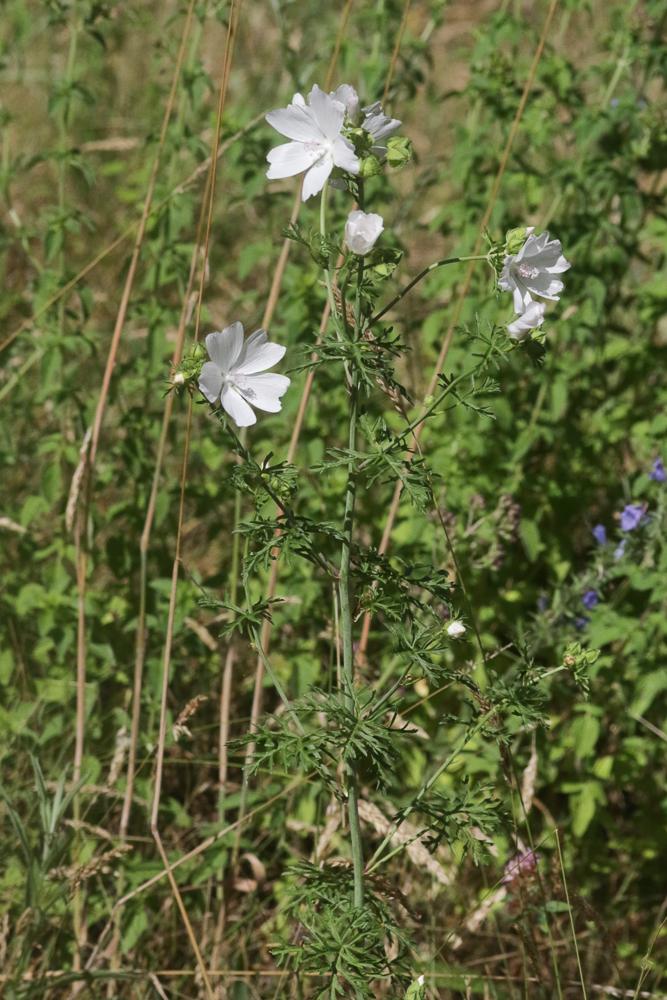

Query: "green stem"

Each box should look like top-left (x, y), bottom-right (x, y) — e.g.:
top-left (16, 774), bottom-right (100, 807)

top-left (339, 380), bottom-right (364, 908)
top-left (320, 182), bottom-right (364, 908)
top-left (366, 710), bottom-right (494, 874)
top-left (369, 254), bottom-right (488, 326)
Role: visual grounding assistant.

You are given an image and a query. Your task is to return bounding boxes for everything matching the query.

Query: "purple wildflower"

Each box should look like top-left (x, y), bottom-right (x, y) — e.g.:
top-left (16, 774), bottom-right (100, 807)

top-left (575, 616), bottom-right (589, 630)
top-left (582, 589), bottom-right (599, 610)
top-left (620, 504), bottom-right (645, 532)
top-left (502, 849), bottom-right (538, 886)
top-left (650, 458), bottom-right (666, 483)
top-left (614, 538), bottom-right (627, 561)
top-left (592, 524), bottom-right (607, 545)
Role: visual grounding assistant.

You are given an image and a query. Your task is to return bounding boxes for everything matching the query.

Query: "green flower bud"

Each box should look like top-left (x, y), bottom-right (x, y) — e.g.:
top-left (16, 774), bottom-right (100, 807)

top-left (386, 135), bottom-right (413, 168)
top-left (360, 154), bottom-right (383, 178)
top-left (504, 227), bottom-right (530, 256)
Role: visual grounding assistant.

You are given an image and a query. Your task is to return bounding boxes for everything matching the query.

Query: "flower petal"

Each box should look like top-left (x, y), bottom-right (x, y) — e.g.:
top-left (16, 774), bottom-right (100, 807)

top-left (238, 373), bottom-right (290, 412)
top-left (330, 84), bottom-right (360, 120)
top-left (332, 136), bottom-right (360, 174)
top-left (267, 141), bottom-right (322, 179)
top-left (513, 282), bottom-right (529, 313)
top-left (234, 340), bottom-right (286, 375)
top-left (544, 252), bottom-right (571, 274)
top-left (221, 384), bottom-right (257, 427)
top-left (205, 323), bottom-right (244, 371)
top-left (198, 362), bottom-right (224, 404)
top-left (236, 328), bottom-right (267, 365)
top-left (527, 273), bottom-right (564, 301)
top-left (302, 154), bottom-right (333, 200)
top-left (265, 105), bottom-right (319, 142)
top-left (364, 112), bottom-right (401, 142)
top-left (507, 301), bottom-right (545, 340)
top-left (308, 84), bottom-right (345, 139)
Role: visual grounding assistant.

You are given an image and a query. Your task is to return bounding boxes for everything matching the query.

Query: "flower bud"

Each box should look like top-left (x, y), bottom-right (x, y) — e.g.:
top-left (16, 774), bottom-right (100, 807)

top-left (344, 210), bottom-right (384, 255)
top-left (359, 154), bottom-right (382, 178)
top-left (446, 620), bottom-right (466, 638)
top-left (172, 371), bottom-right (186, 386)
top-left (504, 226), bottom-right (535, 256)
top-left (330, 84), bottom-right (360, 122)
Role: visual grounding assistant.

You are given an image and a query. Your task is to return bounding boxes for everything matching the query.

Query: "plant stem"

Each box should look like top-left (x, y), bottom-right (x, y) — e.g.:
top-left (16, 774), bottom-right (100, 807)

top-left (320, 182), bottom-right (365, 907)
top-left (369, 254), bottom-right (488, 326)
top-left (339, 379), bottom-right (364, 908)
top-left (366, 710), bottom-right (495, 874)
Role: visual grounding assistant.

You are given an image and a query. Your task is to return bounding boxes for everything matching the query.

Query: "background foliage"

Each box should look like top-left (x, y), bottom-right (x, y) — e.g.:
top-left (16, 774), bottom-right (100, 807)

top-left (1, 0), bottom-right (666, 996)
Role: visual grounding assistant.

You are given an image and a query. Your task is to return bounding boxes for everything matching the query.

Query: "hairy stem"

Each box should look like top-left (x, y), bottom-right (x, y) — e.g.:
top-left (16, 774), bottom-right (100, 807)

top-left (339, 380), bottom-right (364, 907)
top-left (369, 254), bottom-right (488, 326)
top-left (320, 181), bottom-right (365, 907)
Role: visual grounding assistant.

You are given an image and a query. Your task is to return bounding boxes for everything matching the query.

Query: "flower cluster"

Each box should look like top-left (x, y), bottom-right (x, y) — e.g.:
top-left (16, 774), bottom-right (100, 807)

top-left (501, 848), bottom-right (538, 886)
top-left (189, 83), bottom-right (405, 428)
top-left (265, 84), bottom-right (401, 200)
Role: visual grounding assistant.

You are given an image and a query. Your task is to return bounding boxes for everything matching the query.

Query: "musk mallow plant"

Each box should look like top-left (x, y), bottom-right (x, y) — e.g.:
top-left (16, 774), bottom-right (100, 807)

top-left (169, 83), bottom-right (578, 996)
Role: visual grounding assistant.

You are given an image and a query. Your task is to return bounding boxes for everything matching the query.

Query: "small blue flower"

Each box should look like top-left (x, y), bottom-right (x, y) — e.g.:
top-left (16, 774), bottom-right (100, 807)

top-left (620, 503), bottom-right (645, 532)
top-left (592, 524), bottom-right (607, 545)
top-left (614, 538), bottom-right (627, 561)
top-left (582, 589), bottom-right (599, 610)
top-left (649, 458), bottom-right (666, 483)
top-left (574, 616), bottom-right (589, 630)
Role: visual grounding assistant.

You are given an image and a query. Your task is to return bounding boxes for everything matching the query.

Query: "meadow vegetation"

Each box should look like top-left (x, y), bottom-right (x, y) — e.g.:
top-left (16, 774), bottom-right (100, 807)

top-left (0, 0), bottom-right (666, 996)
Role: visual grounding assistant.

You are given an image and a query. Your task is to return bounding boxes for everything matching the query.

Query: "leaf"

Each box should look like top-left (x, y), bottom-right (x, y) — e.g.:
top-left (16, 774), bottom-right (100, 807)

top-left (519, 519), bottom-right (543, 562)
top-left (570, 781), bottom-right (604, 838)
top-left (629, 670), bottom-right (667, 717)
top-left (121, 908), bottom-right (149, 954)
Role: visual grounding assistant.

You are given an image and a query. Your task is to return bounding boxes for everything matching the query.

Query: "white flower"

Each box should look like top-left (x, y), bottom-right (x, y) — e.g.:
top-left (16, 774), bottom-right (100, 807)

top-left (362, 100), bottom-right (401, 156)
top-left (172, 371), bottom-right (185, 386)
top-left (345, 210), bottom-right (384, 255)
top-left (446, 620), bottom-right (466, 639)
top-left (198, 323), bottom-right (290, 428)
top-left (498, 228), bottom-right (571, 314)
top-left (266, 85), bottom-right (360, 201)
top-left (507, 300), bottom-right (546, 341)
top-left (330, 84), bottom-right (360, 122)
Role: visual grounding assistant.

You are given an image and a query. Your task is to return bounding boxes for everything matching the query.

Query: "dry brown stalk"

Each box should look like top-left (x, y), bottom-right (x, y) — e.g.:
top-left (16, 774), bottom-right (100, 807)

top-left (520, 734), bottom-right (539, 815)
top-left (383, 0), bottom-right (412, 104)
top-left (0, 116), bottom-right (261, 365)
top-left (147, 2), bottom-right (245, 997)
top-left (173, 694), bottom-right (209, 742)
top-left (64, 3), bottom-right (201, 981)
top-left (119, 179), bottom-right (212, 845)
top-left (0, 516), bottom-right (27, 535)
top-left (358, 799), bottom-right (451, 888)
top-left (49, 844), bottom-right (133, 893)
top-left (71, 0), bottom-right (198, 803)
top-left (64, 819), bottom-right (116, 843)
top-left (222, 0), bottom-right (358, 933)
top-left (105, 727), bottom-right (129, 790)
top-left (185, 616), bottom-right (219, 651)
top-left (83, 778), bottom-right (307, 974)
